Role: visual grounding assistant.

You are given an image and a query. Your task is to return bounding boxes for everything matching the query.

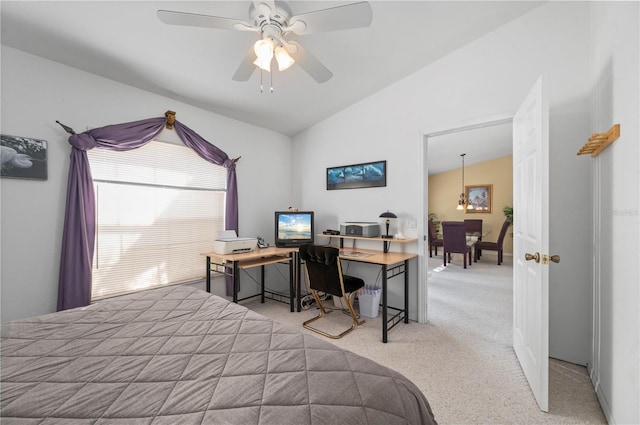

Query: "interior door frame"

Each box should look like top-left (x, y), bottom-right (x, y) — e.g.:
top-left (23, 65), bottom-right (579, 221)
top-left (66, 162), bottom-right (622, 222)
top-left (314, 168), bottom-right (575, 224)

top-left (418, 112), bottom-right (513, 323)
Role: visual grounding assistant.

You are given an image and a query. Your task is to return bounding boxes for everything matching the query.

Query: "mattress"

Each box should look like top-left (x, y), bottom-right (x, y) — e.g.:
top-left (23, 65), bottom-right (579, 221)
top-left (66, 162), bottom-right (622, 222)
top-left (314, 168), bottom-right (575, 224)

top-left (1, 285), bottom-right (437, 424)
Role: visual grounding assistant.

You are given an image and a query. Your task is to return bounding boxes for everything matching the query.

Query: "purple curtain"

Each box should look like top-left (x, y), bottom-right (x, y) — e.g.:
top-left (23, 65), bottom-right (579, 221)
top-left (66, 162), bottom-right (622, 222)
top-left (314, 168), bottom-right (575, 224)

top-left (57, 117), bottom-right (238, 311)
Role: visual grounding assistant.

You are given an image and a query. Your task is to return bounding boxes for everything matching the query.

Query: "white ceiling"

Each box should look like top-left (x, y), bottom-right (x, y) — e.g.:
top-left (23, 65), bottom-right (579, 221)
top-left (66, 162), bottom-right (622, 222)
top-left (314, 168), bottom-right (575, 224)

top-left (427, 122), bottom-right (513, 175)
top-left (1, 1), bottom-right (539, 171)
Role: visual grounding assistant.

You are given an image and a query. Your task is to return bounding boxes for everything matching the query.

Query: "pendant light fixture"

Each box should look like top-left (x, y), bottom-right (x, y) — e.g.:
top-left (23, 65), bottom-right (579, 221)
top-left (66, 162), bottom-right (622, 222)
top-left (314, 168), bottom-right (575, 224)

top-left (456, 153), bottom-right (474, 210)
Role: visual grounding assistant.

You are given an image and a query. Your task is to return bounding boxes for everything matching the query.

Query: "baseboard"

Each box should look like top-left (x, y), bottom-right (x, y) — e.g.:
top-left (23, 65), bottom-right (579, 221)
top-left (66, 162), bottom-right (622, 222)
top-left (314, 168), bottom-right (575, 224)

top-left (589, 362), bottom-right (615, 424)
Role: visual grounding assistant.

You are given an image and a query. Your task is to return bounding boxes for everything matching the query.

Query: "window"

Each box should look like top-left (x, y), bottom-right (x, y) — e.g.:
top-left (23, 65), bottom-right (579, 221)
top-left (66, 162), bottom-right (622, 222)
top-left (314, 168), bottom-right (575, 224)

top-left (87, 141), bottom-right (226, 300)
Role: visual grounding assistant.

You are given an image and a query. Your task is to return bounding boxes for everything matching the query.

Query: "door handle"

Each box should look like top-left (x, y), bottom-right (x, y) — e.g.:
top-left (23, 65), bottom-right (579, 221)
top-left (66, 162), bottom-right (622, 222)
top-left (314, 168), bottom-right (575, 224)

top-left (542, 254), bottom-right (560, 264)
top-left (525, 252), bottom-right (540, 263)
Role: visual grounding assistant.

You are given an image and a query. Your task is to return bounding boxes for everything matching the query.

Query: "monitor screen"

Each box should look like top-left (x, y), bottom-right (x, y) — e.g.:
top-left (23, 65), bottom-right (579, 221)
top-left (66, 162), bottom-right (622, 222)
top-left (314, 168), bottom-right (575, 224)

top-left (275, 211), bottom-right (314, 248)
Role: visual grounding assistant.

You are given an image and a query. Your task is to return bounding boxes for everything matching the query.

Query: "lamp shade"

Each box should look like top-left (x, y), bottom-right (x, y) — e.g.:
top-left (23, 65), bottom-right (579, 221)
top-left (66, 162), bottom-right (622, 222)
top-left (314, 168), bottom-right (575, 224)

top-left (253, 38), bottom-right (275, 72)
top-left (379, 211), bottom-right (397, 219)
top-left (274, 45), bottom-right (295, 71)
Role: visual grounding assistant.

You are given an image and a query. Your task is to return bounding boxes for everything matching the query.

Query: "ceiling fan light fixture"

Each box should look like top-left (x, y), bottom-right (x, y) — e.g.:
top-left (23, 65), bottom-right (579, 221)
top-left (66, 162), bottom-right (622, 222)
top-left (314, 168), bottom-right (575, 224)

top-left (158, 1), bottom-right (373, 84)
top-left (274, 45), bottom-right (295, 71)
top-left (253, 38), bottom-right (275, 71)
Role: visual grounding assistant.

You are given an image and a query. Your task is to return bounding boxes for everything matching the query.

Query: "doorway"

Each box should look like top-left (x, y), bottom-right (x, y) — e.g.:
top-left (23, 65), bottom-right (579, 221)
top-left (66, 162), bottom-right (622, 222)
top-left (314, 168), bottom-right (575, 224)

top-left (417, 113), bottom-right (513, 323)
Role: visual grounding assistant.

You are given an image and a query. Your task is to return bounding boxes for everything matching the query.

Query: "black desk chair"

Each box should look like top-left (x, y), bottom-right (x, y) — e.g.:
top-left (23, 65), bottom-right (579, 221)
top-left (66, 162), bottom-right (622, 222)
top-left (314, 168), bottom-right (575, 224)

top-left (442, 221), bottom-right (473, 269)
top-left (299, 244), bottom-right (365, 339)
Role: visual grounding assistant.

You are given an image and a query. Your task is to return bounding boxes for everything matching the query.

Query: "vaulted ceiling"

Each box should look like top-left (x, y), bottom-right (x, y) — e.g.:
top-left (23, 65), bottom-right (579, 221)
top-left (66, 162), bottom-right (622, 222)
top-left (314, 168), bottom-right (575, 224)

top-left (1, 1), bottom-right (541, 171)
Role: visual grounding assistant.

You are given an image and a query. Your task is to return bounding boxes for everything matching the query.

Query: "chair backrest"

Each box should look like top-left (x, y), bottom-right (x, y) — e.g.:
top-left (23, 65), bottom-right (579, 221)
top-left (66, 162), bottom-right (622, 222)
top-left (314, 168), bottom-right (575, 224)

top-left (299, 244), bottom-right (343, 297)
top-left (496, 220), bottom-right (511, 247)
top-left (428, 219), bottom-right (437, 242)
top-left (464, 219), bottom-right (483, 235)
top-left (442, 221), bottom-right (468, 252)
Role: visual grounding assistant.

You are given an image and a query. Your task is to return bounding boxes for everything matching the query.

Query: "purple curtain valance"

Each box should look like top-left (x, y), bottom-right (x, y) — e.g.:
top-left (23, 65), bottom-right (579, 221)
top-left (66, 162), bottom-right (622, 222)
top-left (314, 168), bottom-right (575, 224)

top-left (57, 117), bottom-right (239, 311)
top-left (68, 117), bottom-right (167, 151)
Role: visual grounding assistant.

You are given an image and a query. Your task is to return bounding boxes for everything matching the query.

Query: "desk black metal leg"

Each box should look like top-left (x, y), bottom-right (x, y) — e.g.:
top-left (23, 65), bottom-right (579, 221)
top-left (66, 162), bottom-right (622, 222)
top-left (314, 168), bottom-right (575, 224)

top-left (289, 253), bottom-right (295, 312)
top-left (404, 259), bottom-right (409, 324)
top-left (261, 265), bottom-right (265, 303)
top-left (296, 253), bottom-right (302, 312)
top-left (382, 264), bottom-right (388, 343)
top-left (233, 261), bottom-right (239, 303)
top-left (206, 256), bottom-right (211, 293)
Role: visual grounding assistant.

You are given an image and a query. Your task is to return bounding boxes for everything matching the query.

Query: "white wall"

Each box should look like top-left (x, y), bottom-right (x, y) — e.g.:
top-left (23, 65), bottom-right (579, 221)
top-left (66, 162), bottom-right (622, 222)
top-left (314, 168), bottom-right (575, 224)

top-left (293, 2), bottom-right (592, 364)
top-left (0, 46), bottom-right (292, 322)
top-left (2, 2), bottom-right (638, 423)
top-left (588, 2), bottom-right (640, 424)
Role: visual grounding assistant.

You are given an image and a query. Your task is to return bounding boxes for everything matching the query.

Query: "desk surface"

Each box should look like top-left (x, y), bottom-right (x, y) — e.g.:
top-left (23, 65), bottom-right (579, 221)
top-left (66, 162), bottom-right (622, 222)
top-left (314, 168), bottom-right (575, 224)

top-left (202, 246), bottom-right (297, 261)
top-left (339, 248), bottom-right (417, 265)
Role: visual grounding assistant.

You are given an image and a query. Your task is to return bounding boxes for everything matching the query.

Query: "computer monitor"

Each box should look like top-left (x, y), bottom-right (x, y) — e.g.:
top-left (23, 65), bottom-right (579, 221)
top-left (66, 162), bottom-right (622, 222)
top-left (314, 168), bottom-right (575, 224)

top-left (275, 211), bottom-right (314, 248)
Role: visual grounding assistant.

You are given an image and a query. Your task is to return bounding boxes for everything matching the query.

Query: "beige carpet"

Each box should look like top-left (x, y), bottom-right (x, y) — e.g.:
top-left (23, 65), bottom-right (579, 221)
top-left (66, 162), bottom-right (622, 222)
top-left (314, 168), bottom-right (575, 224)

top-left (244, 252), bottom-right (606, 424)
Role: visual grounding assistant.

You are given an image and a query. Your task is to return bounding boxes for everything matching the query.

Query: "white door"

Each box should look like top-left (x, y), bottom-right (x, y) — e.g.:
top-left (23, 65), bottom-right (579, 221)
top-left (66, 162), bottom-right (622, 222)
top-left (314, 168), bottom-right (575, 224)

top-left (512, 76), bottom-right (550, 412)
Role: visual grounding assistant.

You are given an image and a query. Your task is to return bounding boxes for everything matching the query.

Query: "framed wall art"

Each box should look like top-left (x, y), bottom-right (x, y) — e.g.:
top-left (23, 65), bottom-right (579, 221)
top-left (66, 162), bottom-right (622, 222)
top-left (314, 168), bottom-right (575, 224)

top-left (1, 134), bottom-right (48, 180)
top-left (326, 160), bottom-right (386, 190)
top-left (465, 184), bottom-right (492, 213)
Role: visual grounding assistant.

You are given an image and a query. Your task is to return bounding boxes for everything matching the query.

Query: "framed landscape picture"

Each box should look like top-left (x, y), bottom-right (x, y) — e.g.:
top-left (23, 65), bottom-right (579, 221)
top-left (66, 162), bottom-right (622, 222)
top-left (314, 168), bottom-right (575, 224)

top-left (326, 160), bottom-right (386, 190)
top-left (1, 134), bottom-right (48, 180)
top-left (465, 184), bottom-right (492, 213)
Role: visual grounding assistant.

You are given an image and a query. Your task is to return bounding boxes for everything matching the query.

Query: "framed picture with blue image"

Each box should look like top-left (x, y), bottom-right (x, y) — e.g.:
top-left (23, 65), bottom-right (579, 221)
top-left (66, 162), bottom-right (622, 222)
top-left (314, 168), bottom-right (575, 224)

top-left (326, 160), bottom-right (386, 190)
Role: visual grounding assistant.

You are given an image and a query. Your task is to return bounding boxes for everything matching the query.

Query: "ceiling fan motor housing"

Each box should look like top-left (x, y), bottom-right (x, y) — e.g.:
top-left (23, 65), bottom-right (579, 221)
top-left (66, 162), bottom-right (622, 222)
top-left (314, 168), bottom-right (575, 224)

top-left (250, 2), bottom-right (291, 33)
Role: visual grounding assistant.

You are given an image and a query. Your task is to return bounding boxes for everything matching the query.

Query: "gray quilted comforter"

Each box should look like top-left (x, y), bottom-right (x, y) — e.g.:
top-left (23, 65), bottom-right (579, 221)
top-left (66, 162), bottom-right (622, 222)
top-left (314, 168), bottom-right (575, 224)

top-left (1, 286), bottom-right (437, 424)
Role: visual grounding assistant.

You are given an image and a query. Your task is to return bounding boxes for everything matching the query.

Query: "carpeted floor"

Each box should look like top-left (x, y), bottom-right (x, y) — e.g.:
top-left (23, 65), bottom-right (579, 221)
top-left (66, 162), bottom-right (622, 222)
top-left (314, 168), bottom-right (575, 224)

top-left (245, 251), bottom-right (607, 424)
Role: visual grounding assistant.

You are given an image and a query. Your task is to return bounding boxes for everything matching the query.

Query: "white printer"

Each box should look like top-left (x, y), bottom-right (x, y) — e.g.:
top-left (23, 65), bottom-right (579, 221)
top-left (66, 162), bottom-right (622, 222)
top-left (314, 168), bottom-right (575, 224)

top-left (340, 222), bottom-right (380, 238)
top-left (212, 230), bottom-right (257, 255)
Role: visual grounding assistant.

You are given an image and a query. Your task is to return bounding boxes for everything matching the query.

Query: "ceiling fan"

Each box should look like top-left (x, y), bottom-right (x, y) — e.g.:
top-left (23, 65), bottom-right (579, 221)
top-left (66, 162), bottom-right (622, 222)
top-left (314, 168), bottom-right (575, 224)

top-left (157, 1), bottom-right (373, 85)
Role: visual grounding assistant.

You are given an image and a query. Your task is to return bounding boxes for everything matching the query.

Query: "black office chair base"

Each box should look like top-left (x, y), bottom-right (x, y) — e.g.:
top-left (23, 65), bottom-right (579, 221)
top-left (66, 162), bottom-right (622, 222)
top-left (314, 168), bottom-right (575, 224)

top-left (303, 291), bottom-right (365, 339)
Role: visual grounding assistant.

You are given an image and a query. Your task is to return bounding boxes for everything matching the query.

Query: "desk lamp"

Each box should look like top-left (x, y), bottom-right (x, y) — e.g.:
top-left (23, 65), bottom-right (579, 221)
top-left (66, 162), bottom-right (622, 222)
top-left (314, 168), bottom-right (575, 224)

top-left (379, 210), bottom-right (397, 239)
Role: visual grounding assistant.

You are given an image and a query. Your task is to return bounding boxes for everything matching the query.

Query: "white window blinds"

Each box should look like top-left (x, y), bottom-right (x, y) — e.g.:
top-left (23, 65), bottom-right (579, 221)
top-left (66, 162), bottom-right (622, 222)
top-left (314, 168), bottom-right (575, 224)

top-left (87, 141), bottom-right (226, 300)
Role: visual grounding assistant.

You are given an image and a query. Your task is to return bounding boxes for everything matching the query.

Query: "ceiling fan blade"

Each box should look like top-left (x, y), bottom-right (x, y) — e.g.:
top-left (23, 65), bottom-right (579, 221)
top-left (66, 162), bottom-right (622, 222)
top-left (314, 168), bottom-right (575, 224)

top-left (232, 47), bottom-right (257, 82)
top-left (289, 41), bottom-right (332, 83)
top-left (157, 10), bottom-right (243, 31)
top-left (288, 2), bottom-right (372, 35)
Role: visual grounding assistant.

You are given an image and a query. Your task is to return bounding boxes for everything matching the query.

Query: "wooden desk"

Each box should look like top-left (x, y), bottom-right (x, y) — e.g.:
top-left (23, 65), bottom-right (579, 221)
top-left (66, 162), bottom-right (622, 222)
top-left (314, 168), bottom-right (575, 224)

top-left (317, 234), bottom-right (417, 343)
top-left (202, 247), bottom-right (298, 312)
top-left (339, 249), bottom-right (417, 343)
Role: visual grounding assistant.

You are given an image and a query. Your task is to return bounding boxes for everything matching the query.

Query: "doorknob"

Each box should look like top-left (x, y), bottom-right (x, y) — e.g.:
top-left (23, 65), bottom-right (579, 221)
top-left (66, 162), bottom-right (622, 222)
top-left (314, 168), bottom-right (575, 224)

top-left (525, 252), bottom-right (540, 263)
top-left (542, 254), bottom-right (560, 264)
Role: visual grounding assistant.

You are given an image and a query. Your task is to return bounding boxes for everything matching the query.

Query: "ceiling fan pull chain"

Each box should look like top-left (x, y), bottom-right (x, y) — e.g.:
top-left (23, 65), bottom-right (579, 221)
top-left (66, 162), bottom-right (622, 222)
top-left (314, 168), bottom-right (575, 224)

top-left (270, 70), bottom-right (274, 93)
top-left (259, 68), bottom-right (264, 93)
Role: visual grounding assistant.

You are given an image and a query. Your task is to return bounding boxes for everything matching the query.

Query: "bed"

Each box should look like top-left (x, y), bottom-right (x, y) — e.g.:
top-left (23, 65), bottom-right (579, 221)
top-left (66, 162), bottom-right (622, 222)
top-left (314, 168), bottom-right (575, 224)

top-left (1, 285), bottom-right (437, 424)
